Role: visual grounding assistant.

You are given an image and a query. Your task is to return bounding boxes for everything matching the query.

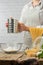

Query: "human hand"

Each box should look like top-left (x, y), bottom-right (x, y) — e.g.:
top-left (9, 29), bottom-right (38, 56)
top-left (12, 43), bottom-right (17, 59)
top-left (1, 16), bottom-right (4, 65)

top-left (18, 22), bottom-right (26, 32)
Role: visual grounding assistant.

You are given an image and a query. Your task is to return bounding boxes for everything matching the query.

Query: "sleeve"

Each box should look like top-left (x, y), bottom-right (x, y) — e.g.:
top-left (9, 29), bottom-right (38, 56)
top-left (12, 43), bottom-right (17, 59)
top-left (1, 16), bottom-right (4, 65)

top-left (39, 3), bottom-right (43, 25)
top-left (19, 5), bottom-right (27, 24)
top-left (19, 2), bottom-right (31, 24)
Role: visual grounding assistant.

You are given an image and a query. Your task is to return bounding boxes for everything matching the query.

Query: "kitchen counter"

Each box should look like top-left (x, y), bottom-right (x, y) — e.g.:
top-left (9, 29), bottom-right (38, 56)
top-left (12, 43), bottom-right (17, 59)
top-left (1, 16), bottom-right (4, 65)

top-left (0, 52), bottom-right (43, 65)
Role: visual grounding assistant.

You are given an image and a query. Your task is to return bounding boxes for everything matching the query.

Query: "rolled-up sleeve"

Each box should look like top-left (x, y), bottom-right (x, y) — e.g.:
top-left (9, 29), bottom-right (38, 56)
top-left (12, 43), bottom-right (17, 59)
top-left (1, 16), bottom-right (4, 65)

top-left (39, 3), bottom-right (43, 25)
top-left (39, 9), bottom-right (43, 25)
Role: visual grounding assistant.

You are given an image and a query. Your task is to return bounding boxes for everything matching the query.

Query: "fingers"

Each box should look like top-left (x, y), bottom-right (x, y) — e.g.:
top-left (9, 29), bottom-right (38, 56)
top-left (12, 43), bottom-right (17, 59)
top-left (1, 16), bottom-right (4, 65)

top-left (18, 23), bottom-right (25, 32)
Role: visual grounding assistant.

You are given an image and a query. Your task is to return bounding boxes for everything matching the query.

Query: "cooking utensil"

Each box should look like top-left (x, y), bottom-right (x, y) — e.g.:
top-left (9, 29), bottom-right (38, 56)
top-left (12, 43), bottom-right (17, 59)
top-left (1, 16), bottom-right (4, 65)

top-left (33, 34), bottom-right (43, 49)
top-left (6, 17), bottom-right (18, 33)
top-left (0, 43), bottom-right (23, 53)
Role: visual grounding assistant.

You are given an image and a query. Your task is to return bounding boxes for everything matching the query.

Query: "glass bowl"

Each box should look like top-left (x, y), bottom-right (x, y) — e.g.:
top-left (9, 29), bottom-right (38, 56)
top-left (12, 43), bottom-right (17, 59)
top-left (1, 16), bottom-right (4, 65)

top-left (0, 43), bottom-right (23, 53)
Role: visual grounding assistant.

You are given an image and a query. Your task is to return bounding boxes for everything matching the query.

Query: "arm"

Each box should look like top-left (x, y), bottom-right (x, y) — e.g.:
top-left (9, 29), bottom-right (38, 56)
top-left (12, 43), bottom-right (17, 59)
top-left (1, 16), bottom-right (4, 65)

top-left (18, 22), bottom-right (30, 32)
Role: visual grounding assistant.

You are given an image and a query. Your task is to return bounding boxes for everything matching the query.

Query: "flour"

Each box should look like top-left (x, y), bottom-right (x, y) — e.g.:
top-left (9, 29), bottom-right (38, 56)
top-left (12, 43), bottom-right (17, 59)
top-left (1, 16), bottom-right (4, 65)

top-left (3, 47), bottom-right (18, 52)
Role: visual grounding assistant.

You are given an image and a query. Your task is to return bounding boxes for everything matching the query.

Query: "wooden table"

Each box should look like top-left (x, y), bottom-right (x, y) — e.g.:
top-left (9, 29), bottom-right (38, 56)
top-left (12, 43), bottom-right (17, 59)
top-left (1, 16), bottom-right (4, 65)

top-left (0, 52), bottom-right (43, 65)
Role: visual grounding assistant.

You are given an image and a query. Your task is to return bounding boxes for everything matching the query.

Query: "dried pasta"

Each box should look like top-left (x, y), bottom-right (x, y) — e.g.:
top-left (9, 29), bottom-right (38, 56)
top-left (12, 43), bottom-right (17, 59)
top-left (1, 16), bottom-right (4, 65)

top-left (29, 27), bottom-right (43, 42)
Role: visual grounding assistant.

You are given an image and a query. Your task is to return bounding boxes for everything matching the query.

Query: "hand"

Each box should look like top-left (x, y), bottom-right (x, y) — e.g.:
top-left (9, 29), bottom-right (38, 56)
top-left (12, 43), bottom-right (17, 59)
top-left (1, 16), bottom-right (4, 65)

top-left (5, 22), bottom-right (8, 28)
top-left (18, 22), bottom-right (26, 32)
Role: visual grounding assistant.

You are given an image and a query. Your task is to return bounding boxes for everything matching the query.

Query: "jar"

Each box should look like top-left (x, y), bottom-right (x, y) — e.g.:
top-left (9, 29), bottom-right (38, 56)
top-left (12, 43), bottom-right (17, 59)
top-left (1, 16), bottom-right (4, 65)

top-left (33, 34), bottom-right (43, 50)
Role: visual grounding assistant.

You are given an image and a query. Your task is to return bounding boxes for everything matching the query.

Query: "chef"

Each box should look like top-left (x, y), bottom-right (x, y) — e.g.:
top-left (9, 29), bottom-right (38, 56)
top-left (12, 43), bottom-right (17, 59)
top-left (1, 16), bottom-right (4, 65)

top-left (18, 0), bottom-right (43, 49)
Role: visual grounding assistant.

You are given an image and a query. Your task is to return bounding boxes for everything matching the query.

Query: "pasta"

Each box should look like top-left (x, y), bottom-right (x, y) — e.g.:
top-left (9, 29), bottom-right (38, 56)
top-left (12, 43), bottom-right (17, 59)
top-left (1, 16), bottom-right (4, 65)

top-left (25, 48), bottom-right (39, 57)
top-left (29, 27), bottom-right (43, 42)
top-left (25, 27), bottom-right (43, 57)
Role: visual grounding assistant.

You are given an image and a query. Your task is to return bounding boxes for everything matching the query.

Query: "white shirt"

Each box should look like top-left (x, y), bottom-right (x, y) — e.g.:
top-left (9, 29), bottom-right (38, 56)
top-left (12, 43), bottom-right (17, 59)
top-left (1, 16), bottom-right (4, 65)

top-left (19, 1), bottom-right (43, 49)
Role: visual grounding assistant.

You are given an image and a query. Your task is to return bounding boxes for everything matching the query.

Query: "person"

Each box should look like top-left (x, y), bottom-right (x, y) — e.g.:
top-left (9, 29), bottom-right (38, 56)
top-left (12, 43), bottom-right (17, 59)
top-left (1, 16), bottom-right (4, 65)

top-left (18, 0), bottom-right (43, 49)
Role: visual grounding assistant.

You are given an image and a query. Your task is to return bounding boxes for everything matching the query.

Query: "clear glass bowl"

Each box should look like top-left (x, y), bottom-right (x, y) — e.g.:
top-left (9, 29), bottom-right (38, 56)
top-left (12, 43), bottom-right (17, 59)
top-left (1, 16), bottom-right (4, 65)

top-left (33, 35), bottom-right (43, 50)
top-left (0, 43), bottom-right (23, 53)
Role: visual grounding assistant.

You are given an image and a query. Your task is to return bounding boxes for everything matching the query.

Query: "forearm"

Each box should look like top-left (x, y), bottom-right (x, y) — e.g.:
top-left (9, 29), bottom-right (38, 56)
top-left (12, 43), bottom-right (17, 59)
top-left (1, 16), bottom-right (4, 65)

top-left (18, 22), bottom-right (30, 32)
top-left (25, 25), bottom-right (30, 32)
